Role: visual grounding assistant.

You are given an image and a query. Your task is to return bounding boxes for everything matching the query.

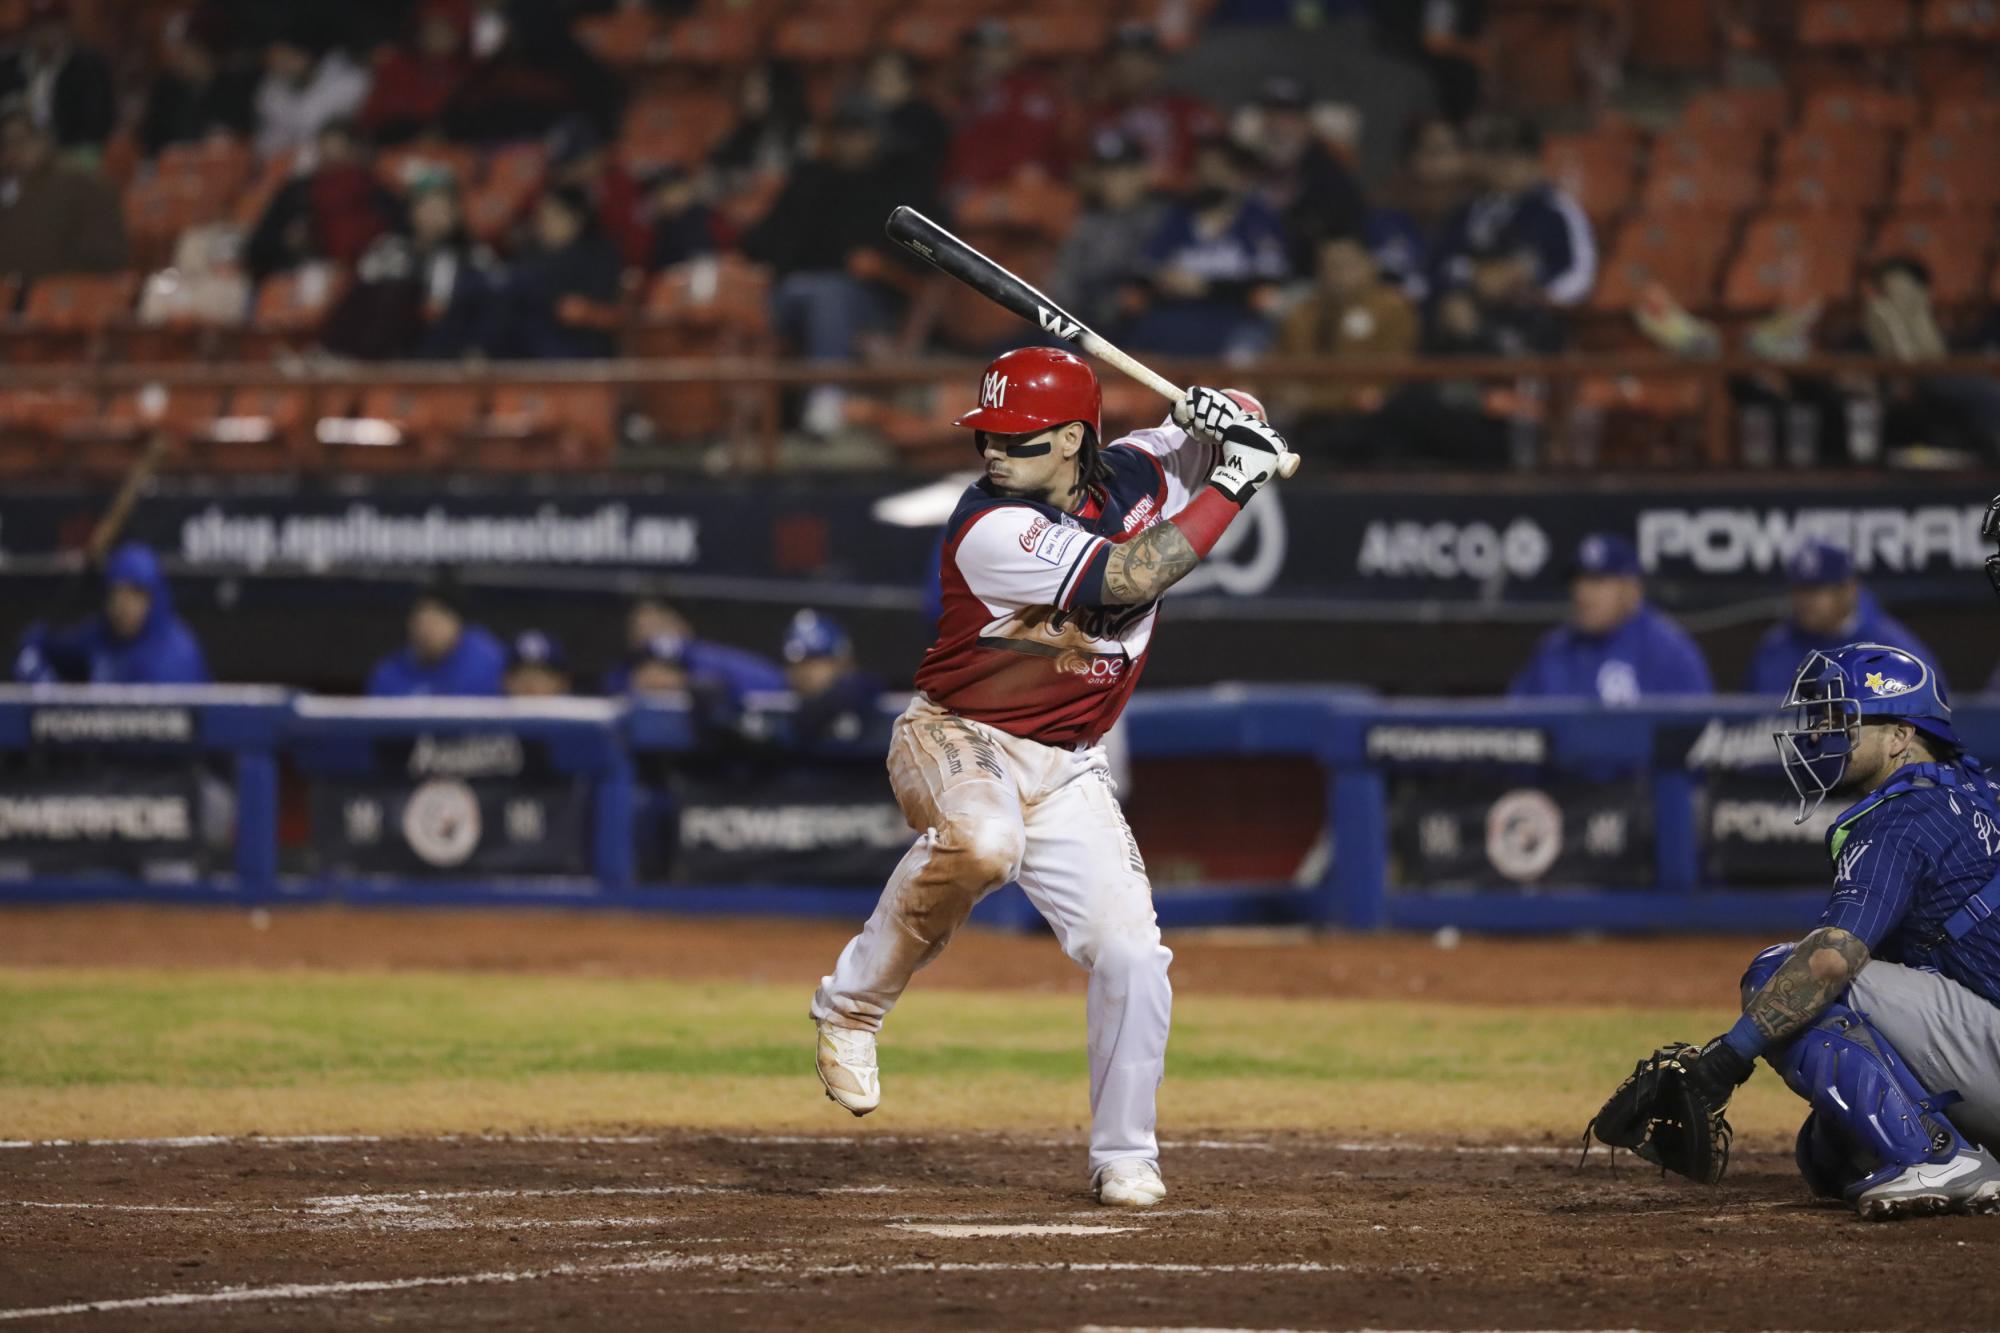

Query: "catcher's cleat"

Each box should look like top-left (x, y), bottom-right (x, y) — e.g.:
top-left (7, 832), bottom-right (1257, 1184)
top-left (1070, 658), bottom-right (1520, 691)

top-left (1853, 1147), bottom-right (2000, 1222)
top-left (815, 1020), bottom-right (879, 1116)
top-left (1093, 1159), bottom-right (1166, 1208)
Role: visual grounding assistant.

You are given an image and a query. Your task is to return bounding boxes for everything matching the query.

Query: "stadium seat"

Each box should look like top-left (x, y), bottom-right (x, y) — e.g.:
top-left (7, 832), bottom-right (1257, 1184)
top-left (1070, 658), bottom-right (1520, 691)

top-left (330, 386), bottom-right (482, 472)
top-left (17, 272), bottom-right (140, 362)
top-left (1678, 87), bottom-right (1791, 135)
top-left (1899, 130), bottom-right (1999, 208)
top-left (622, 92), bottom-right (733, 170)
top-left (885, 7), bottom-right (978, 58)
top-left (477, 386), bottom-right (620, 470)
top-left (1796, 0), bottom-right (1915, 44)
top-left (155, 136), bottom-right (251, 199)
top-left (1589, 216), bottom-right (1735, 311)
top-left (1770, 127), bottom-right (1894, 210)
top-left (1869, 212), bottom-right (1993, 303)
top-left (631, 257), bottom-right (773, 441)
top-left (1722, 214), bottom-right (1867, 308)
top-left (1485, 7), bottom-right (1590, 106)
top-left (1627, 0), bottom-right (1722, 73)
top-left (1650, 125), bottom-right (1768, 174)
top-left (663, 10), bottom-right (769, 66)
top-left (241, 267), bottom-right (349, 359)
top-left (772, 10), bottom-right (885, 62)
top-left (574, 5), bottom-right (665, 64)
top-left (936, 231), bottom-right (1056, 350)
top-left (1010, 9), bottom-right (1113, 58)
top-left (954, 172), bottom-right (1081, 242)
top-left (1639, 162), bottom-right (1764, 214)
top-left (1542, 131), bottom-right (1642, 221)
top-left (1801, 86), bottom-right (1922, 131)
top-left (1927, 93), bottom-right (2000, 132)
top-left (189, 386), bottom-right (319, 472)
top-left (1894, 161), bottom-right (2000, 211)
top-left (1921, 0), bottom-right (2000, 38)
top-left (123, 174), bottom-right (219, 269)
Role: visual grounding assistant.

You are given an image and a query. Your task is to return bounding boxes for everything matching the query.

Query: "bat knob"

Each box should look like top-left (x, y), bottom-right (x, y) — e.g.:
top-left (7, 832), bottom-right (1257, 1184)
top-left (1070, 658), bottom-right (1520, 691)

top-left (1277, 451), bottom-right (1301, 480)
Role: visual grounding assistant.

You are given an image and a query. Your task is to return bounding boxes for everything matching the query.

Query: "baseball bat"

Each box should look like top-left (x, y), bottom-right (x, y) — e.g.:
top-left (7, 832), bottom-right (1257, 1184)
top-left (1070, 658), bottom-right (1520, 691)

top-left (884, 206), bottom-right (1300, 479)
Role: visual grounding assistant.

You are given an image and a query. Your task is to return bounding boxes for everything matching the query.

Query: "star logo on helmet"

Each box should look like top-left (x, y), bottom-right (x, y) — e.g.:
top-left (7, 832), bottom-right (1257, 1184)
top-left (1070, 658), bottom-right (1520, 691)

top-left (1864, 671), bottom-right (1911, 696)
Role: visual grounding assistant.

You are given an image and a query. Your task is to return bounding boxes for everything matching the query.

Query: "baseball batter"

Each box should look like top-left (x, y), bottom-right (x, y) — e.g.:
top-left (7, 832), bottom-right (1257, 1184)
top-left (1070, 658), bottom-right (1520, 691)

top-left (810, 346), bottom-right (1290, 1207)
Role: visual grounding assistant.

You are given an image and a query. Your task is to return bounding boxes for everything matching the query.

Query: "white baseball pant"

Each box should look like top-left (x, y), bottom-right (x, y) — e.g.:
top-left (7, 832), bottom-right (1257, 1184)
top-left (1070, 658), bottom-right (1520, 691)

top-left (812, 696), bottom-right (1172, 1178)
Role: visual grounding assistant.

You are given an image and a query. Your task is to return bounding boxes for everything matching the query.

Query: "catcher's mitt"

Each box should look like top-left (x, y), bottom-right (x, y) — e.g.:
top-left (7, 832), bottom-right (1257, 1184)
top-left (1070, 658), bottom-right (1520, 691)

top-left (1583, 1041), bottom-right (1734, 1184)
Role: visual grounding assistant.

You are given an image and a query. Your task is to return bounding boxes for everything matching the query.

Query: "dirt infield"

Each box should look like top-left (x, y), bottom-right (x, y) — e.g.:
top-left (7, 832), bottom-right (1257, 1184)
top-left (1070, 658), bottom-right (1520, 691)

top-left (0, 905), bottom-right (1765, 1006)
top-left (2, 1132), bottom-right (1996, 1332)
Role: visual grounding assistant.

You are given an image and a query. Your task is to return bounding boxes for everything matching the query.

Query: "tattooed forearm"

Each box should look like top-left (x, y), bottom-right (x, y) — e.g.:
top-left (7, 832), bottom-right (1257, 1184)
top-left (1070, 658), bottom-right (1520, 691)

top-left (1102, 520), bottom-right (1201, 605)
top-left (1742, 926), bottom-right (1871, 1047)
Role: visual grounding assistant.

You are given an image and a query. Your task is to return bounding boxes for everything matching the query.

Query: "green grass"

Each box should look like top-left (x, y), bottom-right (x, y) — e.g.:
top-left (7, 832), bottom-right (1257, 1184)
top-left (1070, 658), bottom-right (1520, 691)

top-left (0, 967), bottom-right (1805, 1142)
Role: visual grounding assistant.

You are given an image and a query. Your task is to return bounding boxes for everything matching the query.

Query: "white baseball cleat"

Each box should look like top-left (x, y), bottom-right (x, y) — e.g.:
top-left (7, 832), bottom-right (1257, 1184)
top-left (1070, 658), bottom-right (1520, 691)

top-left (815, 1020), bottom-right (879, 1116)
top-left (1854, 1148), bottom-right (2000, 1221)
top-left (1093, 1159), bottom-right (1166, 1208)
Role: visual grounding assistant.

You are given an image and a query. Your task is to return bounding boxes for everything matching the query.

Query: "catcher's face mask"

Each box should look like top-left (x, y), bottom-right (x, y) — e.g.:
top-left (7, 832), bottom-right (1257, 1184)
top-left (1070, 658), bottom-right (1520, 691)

top-left (1774, 651), bottom-right (1861, 823)
top-left (1984, 495), bottom-right (2000, 599)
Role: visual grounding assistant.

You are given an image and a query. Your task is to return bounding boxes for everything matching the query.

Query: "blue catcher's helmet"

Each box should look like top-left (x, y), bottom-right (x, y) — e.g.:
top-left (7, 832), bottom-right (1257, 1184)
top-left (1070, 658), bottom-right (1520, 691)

top-left (1774, 642), bottom-right (1960, 822)
top-left (782, 609), bottom-right (849, 664)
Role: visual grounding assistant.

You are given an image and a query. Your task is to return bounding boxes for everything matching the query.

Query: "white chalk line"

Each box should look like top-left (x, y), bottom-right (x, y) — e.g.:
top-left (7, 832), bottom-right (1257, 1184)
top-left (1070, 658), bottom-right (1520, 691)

top-left (888, 1222), bottom-right (1141, 1238)
top-left (5, 1200), bottom-right (227, 1213)
top-left (0, 1252), bottom-right (1351, 1322)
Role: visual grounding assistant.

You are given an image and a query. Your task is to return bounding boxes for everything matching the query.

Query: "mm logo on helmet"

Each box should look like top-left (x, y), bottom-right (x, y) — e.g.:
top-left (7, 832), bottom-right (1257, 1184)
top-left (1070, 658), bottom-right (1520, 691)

top-left (980, 373), bottom-right (1009, 408)
top-left (1864, 671), bottom-right (1913, 697)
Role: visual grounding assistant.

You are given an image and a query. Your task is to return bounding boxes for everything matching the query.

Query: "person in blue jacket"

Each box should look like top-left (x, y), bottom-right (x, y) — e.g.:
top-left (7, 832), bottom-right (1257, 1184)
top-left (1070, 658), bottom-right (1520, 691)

top-left (782, 609), bottom-right (885, 745)
top-left (601, 596), bottom-right (785, 699)
top-left (13, 542), bottom-right (210, 685)
top-left (1434, 114), bottom-right (1596, 308)
top-left (1509, 533), bottom-right (1713, 703)
top-left (1746, 542), bottom-right (1939, 698)
top-left (365, 585), bottom-right (506, 697)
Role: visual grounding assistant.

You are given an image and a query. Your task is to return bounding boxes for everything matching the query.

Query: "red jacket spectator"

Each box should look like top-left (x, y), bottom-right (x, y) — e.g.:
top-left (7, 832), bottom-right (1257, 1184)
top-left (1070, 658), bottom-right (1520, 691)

top-left (1087, 24), bottom-right (1218, 184)
top-left (943, 21), bottom-right (1071, 191)
top-left (360, 0), bottom-right (473, 145)
top-left (245, 121), bottom-right (399, 281)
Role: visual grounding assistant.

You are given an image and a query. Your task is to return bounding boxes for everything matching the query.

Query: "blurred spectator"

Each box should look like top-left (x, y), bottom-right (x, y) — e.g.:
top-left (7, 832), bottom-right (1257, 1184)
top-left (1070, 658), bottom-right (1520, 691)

top-left (1366, 0), bottom-right (1486, 124)
top-left (321, 172), bottom-right (496, 359)
top-left (1125, 136), bottom-right (1288, 358)
top-left (782, 610), bottom-right (883, 745)
top-left (478, 183), bottom-right (623, 359)
top-left (1744, 542), bottom-right (1939, 699)
top-left (443, 0), bottom-right (620, 145)
top-left (139, 7), bottom-right (259, 156)
top-left (540, 116), bottom-right (649, 271)
top-left (366, 586), bottom-right (506, 697)
top-left (1275, 234), bottom-right (1418, 454)
top-left (12, 544), bottom-right (210, 686)
top-left (1366, 115), bottom-right (1470, 302)
top-left (710, 61), bottom-right (807, 182)
top-left (502, 629), bottom-right (571, 697)
top-left (359, 0), bottom-right (473, 146)
top-left (1430, 243), bottom-right (1565, 357)
top-left (244, 120), bottom-right (400, 283)
top-left (1047, 131), bottom-right (1165, 337)
top-left (0, 0), bottom-right (113, 158)
top-left (942, 20), bottom-right (1070, 191)
top-left (603, 597), bottom-right (787, 698)
top-left (1436, 115), bottom-right (1595, 309)
top-left (644, 164), bottom-right (718, 271)
top-left (624, 632), bottom-right (693, 696)
top-left (744, 100), bottom-right (945, 434)
top-left (862, 50), bottom-right (948, 192)
top-left (1509, 534), bottom-right (1712, 703)
top-left (1249, 76), bottom-right (1364, 274)
top-left (253, 26), bottom-right (371, 159)
top-left (1861, 257), bottom-right (2000, 466)
top-left (0, 104), bottom-right (126, 283)
top-left (1087, 24), bottom-right (1217, 184)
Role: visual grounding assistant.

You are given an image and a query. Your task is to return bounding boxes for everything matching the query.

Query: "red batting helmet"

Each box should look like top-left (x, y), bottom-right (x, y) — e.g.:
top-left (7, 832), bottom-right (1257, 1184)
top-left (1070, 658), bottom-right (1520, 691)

top-left (954, 347), bottom-right (1102, 441)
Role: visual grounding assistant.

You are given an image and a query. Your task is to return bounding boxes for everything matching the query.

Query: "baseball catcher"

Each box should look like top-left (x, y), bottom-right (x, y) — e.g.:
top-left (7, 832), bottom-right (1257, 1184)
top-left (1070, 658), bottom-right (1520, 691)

top-left (810, 346), bottom-right (1289, 1207)
top-left (1588, 643), bottom-right (2000, 1219)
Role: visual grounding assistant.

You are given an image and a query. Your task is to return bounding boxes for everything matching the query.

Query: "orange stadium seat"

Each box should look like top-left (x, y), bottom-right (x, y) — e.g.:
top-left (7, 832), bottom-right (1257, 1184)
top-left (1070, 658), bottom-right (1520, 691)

top-left (1723, 214), bottom-right (1868, 308)
top-left (1627, 0), bottom-right (1722, 73)
top-left (631, 257), bottom-right (772, 440)
top-left (885, 7), bottom-right (978, 58)
top-left (937, 231), bottom-right (1056, 349)
top-left (1869, 212), bottom-right (1994, 303)
top-left (191, 387), bottom-right (319, 472)
top-left (331, 386), bottom-right (483, 472)
top-left (1894, 160), bottom-right (2000, 212)
top-left (98, 385), bottom-right (228, 445)
top-left (1639, 162), bottom-right (1764, 215)
top-left (622, 92), bottom-right (733, 170)
top-left (18, 272), bottom-right (139, 361)
top-left (664, 10), bottom-right (769, 66)
top-left (1485, 7), bottom-right (1589, 106)
top-left (1590, 216), bottom-right (1735, 311)
top-left (476, 386), bottom-right (619, 471)
top-left (1775, 125), bottom-right (1894, 183)
top-left (123, 175), bottom-right (219, 269)
top-left (1801, 86), bottom-right (1922, 131)
top-left (1649, 126), bottom-right (1768, 174)
top-left (155, 136), bottom-right (251, 198)
top-left (1796, 0), bottom-right (1915, 44)
top-left (954, 173), bottom-right (1081, 241)
top-left (1542, 131), bottom-right (1642, 221)
top-left (241, 268), bottom-right (348, 359)
top-left (574, 5), bottom-right (665, 64)
top-left (772, 10), bottom-right (885, 62)
top-left (1922, 0), bottom-right (2000, 37)
top-left (1927, 94), bottom-right (2000, 132)
top-left (1900, 130), bottom-right (1998, 205)
top-left (1678, 87), bottom-right (1791, 136)
top-left (1010, 9), bottom-right (1113, 59)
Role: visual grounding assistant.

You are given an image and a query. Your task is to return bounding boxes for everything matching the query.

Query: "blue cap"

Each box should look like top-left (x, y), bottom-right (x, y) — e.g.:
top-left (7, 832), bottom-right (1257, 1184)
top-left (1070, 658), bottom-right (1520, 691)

top-left (1572, 532), bottom-right (1640, 577)
top-left (1787, 541), bottom-right (1854, 586)
top-left (637, 632), bottom-right (689, 667)
top-left (782, 609), bottom-right (850, 664)
top-left (507, 629), bottom-right (566, 671)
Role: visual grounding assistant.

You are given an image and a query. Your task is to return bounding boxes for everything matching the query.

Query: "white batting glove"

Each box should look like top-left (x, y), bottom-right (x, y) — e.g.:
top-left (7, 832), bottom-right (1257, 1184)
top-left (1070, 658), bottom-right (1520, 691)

top-left (1208, 415), bottom-right (1289, 507)
top-left (1172, 385), bottom-right (1249, 442)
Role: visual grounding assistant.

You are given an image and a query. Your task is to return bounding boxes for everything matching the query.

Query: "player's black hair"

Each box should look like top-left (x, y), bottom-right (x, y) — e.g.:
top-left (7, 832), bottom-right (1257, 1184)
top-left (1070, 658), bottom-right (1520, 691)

top-left (1070, 423), bottom-right (1106, 498)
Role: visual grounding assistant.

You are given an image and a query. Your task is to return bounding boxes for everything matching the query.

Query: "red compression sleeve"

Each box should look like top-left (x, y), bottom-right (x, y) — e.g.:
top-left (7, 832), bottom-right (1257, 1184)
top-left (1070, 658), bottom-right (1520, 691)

top-left (1170, 486), bottom-right (1240, 559)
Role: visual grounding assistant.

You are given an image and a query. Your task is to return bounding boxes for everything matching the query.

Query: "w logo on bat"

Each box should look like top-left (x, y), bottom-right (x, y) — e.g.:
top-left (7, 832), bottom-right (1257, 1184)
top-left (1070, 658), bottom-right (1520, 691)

top-left (1037, 306), bottom-right (1083, 341)
top-left (981, 373), bottom-right (1008, 408)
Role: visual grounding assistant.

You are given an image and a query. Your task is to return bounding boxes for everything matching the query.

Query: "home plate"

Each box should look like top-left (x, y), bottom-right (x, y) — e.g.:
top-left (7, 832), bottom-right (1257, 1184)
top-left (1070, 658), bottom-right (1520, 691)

top-left (889, 1223), bottom-right (1141, 1238)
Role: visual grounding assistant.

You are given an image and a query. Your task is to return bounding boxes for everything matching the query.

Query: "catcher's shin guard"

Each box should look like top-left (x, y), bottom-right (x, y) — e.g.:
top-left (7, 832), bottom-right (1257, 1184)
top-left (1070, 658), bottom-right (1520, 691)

top-left (1767, 1002), bottom-right (1973, 1200)
top-left (1796, 1111), bottom-right (1870, 1200)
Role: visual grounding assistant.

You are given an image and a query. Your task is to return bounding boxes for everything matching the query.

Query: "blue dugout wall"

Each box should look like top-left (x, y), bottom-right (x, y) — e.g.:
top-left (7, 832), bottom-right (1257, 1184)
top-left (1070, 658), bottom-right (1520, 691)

top-left (5, 684), bottom-right (1994, 933)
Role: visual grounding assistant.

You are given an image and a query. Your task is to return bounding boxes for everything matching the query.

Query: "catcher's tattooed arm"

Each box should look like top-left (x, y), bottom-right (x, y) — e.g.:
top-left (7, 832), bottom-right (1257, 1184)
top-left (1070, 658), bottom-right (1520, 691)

top-left (1102, 520), bottom-right (1200, 605)
top-left (1738, 925), bottom-right (1871, 1050)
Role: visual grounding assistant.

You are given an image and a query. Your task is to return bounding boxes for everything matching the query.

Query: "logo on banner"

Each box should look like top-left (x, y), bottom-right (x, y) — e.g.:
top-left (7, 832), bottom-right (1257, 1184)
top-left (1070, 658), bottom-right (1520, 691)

top-left (1485, 788), bottom-right (1563, 881)
top-left (1366, 726), bottom-right (1546, 765)
top-left (29, 709), bottom-right (193, 743)
top-left (1683, 717), bottom-right (1789, 770)
top-left (1637, 505), bottom-right (1985, 576)
top-left (1356, 517), bottom-right (1550, 582)
top-left (408, 733), bottom-right (525, 778)
top-left (402, 778), bottom-right (481, 867)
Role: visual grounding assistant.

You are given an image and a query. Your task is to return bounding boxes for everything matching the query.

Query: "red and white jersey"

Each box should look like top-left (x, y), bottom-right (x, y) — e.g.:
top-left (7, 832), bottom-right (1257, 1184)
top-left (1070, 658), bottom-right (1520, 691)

top-left (914, 420), bottom-right (1220, 747)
